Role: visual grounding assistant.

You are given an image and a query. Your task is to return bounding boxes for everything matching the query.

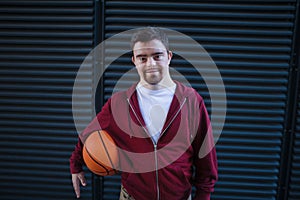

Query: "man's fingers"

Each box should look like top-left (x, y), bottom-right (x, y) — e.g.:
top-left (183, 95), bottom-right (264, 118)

top-left (78, 174), bottom-right (87, 186)
top-left (72, 174), bottom-right (81, 198)
top-left (71, 172), bottom-right (86, 198)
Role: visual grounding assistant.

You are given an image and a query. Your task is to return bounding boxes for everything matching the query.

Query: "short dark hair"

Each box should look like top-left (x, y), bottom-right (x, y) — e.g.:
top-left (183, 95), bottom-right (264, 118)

top-left (130, 27), bottom-right (169, 51)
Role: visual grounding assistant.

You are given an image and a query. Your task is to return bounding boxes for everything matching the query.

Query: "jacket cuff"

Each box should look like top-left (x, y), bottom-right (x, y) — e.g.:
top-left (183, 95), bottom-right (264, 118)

top-left (70, 160), bottom-right (83, 174)
top-left (194, 191), bottom-right (210, 200)
top-left (70, 166), bottom-right (83, 174)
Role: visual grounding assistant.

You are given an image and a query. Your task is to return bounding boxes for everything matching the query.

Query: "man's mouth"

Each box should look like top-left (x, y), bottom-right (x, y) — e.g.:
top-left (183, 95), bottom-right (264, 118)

top-left (146, 69), bottom-right (159, 73)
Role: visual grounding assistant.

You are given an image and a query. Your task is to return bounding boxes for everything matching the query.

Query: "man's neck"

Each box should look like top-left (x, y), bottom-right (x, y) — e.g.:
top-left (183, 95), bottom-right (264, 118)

top-left (140, 77), bottom-right (175, 90)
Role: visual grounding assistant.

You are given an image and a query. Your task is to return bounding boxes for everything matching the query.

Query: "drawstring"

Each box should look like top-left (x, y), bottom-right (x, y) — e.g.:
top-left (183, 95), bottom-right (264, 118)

top-left (127, 99), bottom-right (133, 139)
top-left (186, 97), bottom-right (193, 143)
top-left (127, 98), bottom-right (149, 137)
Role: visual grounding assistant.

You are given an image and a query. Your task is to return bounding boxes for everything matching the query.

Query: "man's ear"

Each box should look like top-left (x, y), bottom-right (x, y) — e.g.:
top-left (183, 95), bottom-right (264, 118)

top-left (132, 56), bottom-right (136, 66)
top-left (167, 50), bottom-right (173, 64)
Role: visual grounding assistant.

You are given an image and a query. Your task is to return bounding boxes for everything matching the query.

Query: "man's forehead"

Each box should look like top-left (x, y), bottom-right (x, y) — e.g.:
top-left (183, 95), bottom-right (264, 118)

top-left (133, 47), bottom-right (166, 52)
top-left (132, 39), bottom-right (167, 51)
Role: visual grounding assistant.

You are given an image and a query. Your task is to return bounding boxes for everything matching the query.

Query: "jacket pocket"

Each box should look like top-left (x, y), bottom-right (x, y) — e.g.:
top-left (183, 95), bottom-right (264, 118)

top-left (121, 172), bottom-right (157, 199)
top-left (161, 165), bottom-right (192, 199)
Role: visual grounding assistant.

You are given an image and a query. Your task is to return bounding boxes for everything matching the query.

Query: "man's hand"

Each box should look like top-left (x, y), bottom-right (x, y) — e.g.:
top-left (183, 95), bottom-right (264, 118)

top-left (72, 171), bottom-right (87, 198)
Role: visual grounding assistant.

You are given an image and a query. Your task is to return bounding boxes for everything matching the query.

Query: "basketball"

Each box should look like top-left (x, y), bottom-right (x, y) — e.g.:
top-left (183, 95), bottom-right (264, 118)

top-left (83, 130), bottom-right (119, 176)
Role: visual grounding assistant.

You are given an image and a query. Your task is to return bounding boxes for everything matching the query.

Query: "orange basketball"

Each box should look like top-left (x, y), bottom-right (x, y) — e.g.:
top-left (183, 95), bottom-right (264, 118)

top-left (83, 130), bottom-right (119, 176)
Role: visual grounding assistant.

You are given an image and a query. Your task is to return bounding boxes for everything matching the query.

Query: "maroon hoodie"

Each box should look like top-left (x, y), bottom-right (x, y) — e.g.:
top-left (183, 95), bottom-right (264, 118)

top-left (70, 81), bottom-right (218, 200)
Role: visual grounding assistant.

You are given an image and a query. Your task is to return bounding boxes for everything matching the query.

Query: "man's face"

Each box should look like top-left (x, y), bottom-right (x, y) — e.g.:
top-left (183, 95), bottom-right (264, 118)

top-left (132, 39), bottom-right (172, 86)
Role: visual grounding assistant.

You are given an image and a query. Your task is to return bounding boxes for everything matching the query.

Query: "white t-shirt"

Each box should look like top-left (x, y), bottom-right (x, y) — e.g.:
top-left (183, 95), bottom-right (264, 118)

top-left (136, 83), bottom-right (176, 144)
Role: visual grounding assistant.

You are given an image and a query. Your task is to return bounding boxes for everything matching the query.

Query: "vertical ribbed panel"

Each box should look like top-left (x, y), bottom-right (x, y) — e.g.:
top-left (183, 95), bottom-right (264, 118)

top-left (0, 1), bottom-right (94, 199)
top-left (288, 74), bottom-right (300, 199)
top-left (101, 1), bottom-right (297, 200)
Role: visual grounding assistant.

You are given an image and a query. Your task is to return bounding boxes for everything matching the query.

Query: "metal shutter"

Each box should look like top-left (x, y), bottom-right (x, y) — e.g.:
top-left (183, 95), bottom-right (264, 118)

top-left (100, 1), bottom-right (298, 200)
top-left (0, 1), bottom-right (94, 199)
top-left (290, 95), bottom-right (300, 200)
top-left (288, 74), bottom-right (300, 199)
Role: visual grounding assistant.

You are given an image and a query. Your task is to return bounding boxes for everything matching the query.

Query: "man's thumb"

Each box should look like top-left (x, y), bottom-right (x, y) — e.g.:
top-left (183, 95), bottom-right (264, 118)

top-left (79, 176), bottom-right (87, 186)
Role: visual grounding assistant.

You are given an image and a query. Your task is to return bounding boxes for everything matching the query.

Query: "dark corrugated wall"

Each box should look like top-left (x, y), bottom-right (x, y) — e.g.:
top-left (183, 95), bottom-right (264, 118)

top-left (0, 1), bottom-right (95, 199)
top-left (288, 69), bottom-right (300, 200)
top-left (287, 3), bottom-right (300, 197)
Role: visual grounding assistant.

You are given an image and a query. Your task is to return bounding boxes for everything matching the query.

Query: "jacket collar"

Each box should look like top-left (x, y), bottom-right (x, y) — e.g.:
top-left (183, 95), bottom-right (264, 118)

top-left (125, 80), bottom-right (192, 103)
top-left (125, 80), bottom-right (190, 138)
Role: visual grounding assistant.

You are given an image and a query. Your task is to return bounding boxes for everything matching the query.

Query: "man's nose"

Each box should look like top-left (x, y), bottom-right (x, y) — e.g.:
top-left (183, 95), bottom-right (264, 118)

top-left (146, 57), bottom-right (156, 66)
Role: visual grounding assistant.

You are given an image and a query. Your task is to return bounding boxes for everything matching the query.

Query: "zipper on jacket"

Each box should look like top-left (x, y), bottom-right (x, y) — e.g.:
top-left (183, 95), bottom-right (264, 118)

top-left (154, 143), bottom-right (160, 200)
top-left (127, 97), bottom-right (187, 200)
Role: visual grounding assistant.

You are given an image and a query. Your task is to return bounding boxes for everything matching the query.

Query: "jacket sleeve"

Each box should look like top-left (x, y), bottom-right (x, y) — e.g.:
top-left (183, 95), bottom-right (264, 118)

top-left (70, 138), bottom-right (84, 174)
top-left (69, 98), bottom-right (112, 174)
top-left (192, 97), bottom-right (218, 200)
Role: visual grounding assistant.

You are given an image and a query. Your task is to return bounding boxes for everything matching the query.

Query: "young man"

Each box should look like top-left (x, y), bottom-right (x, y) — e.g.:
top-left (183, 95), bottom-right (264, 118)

top-left (70, 27), bottom-right (218, 200)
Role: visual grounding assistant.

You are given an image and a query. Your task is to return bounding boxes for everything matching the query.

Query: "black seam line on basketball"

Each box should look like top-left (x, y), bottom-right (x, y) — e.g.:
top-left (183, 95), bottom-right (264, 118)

top-left (97, 130), bottom-right (117, 174)
top-left (84, 145), bottom-right (109, 175)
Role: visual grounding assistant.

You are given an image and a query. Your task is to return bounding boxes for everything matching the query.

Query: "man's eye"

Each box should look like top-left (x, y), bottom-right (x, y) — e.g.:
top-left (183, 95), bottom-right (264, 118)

top-left (154, 55), bottom-right (162, 60)
top-left (139, 57), bottom-right (147, 62)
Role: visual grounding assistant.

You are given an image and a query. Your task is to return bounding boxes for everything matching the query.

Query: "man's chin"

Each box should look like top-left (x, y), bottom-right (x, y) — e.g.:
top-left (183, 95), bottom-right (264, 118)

top-left (145, 77), bottom-right (162, 86)
top-left (147, 79), bottom-right (162, 85)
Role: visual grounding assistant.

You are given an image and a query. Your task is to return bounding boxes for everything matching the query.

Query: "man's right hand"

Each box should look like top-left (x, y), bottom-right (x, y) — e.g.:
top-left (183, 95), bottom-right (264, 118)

top-left (72, 171), bottom-right (87, 198)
